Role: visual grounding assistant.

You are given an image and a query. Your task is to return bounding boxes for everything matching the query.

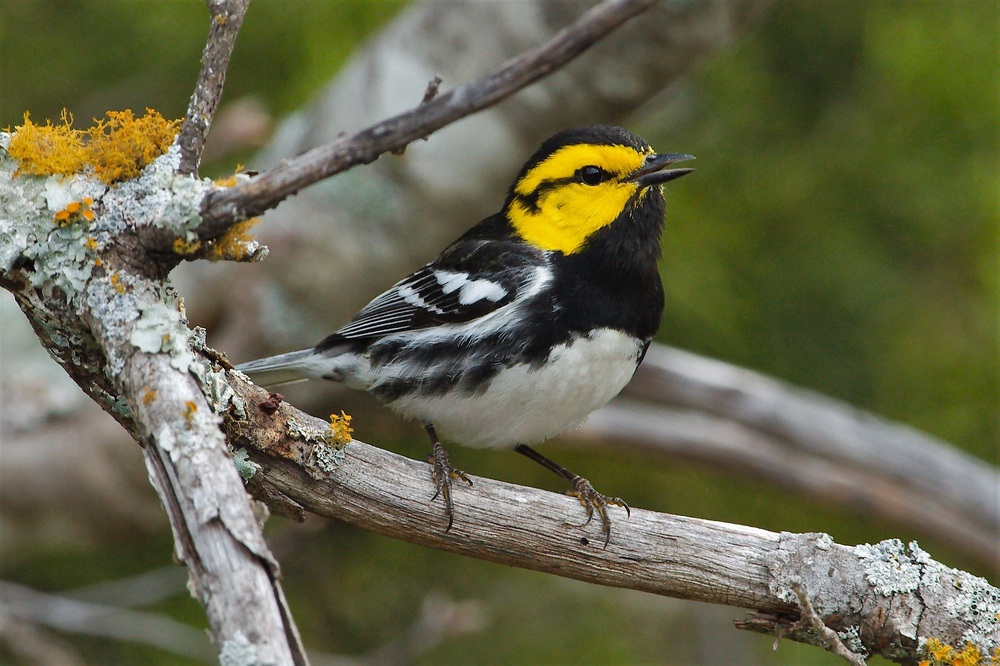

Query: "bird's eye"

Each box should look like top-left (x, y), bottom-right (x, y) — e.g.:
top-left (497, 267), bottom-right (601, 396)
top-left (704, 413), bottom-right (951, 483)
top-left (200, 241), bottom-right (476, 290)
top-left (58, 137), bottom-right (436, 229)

top-left (577, 165), bottom-right (605, 186)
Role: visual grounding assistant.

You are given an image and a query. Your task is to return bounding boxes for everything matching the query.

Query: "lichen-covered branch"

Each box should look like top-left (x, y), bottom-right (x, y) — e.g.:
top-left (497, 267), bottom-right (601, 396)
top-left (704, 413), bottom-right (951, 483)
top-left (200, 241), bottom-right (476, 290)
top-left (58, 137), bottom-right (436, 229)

top-left (0, 143), bottom-right (305, 664)
top-left (176, 0), bottom-right (251, 176)
top-left (223, 374), bottom-right (1000, 664)
top-left (195, 0), bottom-right (658, 239)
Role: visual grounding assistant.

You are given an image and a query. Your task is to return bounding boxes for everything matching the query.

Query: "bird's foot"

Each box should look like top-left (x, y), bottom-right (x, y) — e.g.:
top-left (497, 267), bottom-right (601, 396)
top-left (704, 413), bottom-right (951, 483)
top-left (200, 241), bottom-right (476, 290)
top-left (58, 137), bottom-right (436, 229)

top-left (428, 441), bottom-right (472, 531)
top-left (567, 476), bottom-right (630, 547)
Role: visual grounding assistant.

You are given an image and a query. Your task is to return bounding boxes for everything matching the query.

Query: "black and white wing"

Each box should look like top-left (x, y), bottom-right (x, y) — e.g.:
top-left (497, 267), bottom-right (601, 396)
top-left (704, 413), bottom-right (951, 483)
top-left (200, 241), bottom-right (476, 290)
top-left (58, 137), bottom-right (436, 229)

top-left (314, 239), bottom-right (547, 352)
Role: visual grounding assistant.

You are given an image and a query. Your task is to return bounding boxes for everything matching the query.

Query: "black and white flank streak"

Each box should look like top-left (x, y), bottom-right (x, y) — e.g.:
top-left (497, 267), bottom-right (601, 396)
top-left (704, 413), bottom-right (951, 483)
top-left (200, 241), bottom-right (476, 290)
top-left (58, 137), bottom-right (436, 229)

top-left (238, 225), bottom-right (656, 449)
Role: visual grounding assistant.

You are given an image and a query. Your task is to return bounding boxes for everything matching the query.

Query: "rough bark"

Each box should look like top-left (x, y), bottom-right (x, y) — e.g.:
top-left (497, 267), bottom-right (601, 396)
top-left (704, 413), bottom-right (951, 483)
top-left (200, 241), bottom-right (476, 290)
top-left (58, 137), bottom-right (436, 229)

top-left (224, 376), bottom-right (1000, 663)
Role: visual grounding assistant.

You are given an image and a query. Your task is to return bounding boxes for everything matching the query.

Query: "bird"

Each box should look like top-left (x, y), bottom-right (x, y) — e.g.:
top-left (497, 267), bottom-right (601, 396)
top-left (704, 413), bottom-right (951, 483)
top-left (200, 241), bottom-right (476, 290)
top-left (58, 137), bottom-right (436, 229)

top-left (237, 124), bottom-right (693, 544)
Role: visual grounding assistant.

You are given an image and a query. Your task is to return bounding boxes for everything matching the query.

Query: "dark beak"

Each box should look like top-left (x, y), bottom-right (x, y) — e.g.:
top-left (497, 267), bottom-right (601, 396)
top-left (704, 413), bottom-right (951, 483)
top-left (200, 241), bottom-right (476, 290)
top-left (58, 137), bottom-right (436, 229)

top-left (625, 153), bottom-right (696, 186)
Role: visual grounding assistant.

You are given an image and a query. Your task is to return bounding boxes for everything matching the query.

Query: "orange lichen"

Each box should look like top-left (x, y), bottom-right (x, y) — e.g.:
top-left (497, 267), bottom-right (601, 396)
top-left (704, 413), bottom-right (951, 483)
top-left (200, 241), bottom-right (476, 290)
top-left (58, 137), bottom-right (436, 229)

top-left (172, 237), bottom-right (203, 256)
top-left (8, 109), bottom-right (180, 184)
top-left (141, 387), bottom-right (158, 405)
top-left (53, 197), bottom-right (96, 227)
top-left (952, 645), bottom-right (983, 666)
top-left (7, 110), bottom-right (87, 177)
top-left (183, 400), bottom-right (199, 426)
top-left (921, 639), bottom-right (993, 666)
top-left (213, 165), bottom-right (247, 188)
top-left (210, 217), bottom-right (259, 261)
top-left (109, 272), bottom-right (127, 294)
top-left (87, 109), bottom-right (181, 183)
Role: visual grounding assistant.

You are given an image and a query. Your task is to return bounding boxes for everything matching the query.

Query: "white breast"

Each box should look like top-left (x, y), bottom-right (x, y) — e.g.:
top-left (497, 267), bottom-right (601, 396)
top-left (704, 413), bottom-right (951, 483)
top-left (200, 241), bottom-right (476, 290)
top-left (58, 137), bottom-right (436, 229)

top-left (387, 328), bottom-right (645, 449)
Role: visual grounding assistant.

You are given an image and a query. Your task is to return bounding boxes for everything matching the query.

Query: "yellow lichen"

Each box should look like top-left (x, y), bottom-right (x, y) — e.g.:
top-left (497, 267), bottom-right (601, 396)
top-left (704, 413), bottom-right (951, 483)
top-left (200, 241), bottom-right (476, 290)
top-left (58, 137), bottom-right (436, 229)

top-left (326, 411), bottom-right (354, 446)
top-left (88, 109), bottom-right (181, 183)
top-left (141, 387), bottom-right (158, 405)
top-left (183, 400), bottom-right (198, 425)
top-left (952, 645), bottom-right (983, 666)
top-left (212, 165), bottom-right (247, 189)
top-left (8, 108), bottom-right (180, 184)
top-left (173, 237), bottom-right (203, 256)
top-left (210, 217), bottom-right (259, 261)
top-left (109, 272), bottom-right (127, 294)
top-left (7, 110), bottom-right (87, 177)
top-left (922, 639), bottom-right (992, 666)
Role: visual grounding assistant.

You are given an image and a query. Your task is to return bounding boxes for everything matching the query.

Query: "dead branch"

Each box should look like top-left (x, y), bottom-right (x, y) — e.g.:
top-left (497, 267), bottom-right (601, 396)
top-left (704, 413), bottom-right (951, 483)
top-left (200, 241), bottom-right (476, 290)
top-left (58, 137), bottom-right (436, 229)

top-left (0, 580), bottom-right (215, 662)
top-left (224, 373), bottom-right (1000, 663)
top-left (195, 0), bottom-right (658, 239)
top-left (177, 0), bottom-right (251, 176)
top-left (574, 345), bottom-right (1000, 568)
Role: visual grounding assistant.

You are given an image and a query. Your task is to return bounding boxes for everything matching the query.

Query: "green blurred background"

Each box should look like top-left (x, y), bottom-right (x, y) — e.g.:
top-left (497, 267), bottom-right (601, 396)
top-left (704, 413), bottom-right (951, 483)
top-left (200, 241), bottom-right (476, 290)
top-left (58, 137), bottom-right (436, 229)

top-left (1, 1), bottom-right (996, 664)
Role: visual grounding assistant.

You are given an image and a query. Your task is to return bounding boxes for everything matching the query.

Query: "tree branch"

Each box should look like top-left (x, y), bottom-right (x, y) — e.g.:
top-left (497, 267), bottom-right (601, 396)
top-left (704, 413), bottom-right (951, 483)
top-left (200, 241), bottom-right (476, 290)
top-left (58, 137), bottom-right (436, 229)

top-left (0, 580), bottom-right (215, 662)
top-left (0, 147), bottom-right (305, 663)
top-left (224, 374), bottom-right (1000, 663)
top-left (574, 345), bottom-right (1000, 568)
top-left (176, 0), bottom-right (251, 176)
top-left (196, 0), bottom-right (658, 238)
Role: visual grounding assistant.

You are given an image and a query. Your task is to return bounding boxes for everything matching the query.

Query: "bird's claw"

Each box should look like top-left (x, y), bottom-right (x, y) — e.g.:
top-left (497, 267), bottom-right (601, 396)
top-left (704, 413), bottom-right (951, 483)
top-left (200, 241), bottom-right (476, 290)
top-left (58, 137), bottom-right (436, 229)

top-left (429, 441), bottom-right (472, 531)
top-left (567, 476), bottom-right (630, 547)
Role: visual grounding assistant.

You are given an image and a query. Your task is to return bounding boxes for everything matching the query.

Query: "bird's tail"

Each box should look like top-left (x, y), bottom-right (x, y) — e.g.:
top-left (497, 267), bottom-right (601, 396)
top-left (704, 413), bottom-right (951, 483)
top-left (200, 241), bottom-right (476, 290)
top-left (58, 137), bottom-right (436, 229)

top-left (235, 348), bottom-right (320, 388)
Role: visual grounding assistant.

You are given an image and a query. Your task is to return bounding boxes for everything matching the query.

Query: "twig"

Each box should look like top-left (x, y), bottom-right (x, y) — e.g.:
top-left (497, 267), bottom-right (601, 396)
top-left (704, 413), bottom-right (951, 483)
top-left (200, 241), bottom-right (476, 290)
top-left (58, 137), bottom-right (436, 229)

top-left (64, 567), bottom-right (187, 608)
top-left (196, 0), bottom-right (658, 238)
top-left (421, 75), bottom-right (443, 105)
top-left (391, 75), bottom-right (443, 155)
top-left (177, 0), bottom-right (251, 176)
top-left (0, 614), bottom-right (85, 666)
top-left (0, 580), bottom-right (216, 662)
top-left (789, 581), bottom-right (867, 666)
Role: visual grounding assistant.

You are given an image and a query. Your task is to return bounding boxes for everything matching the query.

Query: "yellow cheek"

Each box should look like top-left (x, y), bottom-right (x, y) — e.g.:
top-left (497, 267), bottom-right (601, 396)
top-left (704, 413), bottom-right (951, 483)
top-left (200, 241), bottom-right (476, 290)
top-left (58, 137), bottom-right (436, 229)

top-left (510, 182), bottom-right (639, 254)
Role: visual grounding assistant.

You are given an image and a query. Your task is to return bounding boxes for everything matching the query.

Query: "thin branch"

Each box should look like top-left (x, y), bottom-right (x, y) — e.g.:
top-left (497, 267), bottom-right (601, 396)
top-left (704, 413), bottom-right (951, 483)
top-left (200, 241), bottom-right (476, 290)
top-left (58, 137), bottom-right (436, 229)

top-left (224, 374), bottom-right (1000, 663)
top-left (177, 0), bottom-right (251, 176)
top-left (789, 582), bottom-right (867, 666)
top-left (196, 0), bottom-right (658, 238)
top-left (0, 580), bottom-right (215, 662)
top-left (64, 567), bottom-right (188, 608)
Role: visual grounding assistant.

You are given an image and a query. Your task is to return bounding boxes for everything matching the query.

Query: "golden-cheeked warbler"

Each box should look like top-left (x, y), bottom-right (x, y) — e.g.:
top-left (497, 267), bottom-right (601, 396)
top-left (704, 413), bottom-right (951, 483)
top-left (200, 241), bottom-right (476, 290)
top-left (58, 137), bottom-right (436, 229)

top-left (238, 124), bottom-right (694, 544)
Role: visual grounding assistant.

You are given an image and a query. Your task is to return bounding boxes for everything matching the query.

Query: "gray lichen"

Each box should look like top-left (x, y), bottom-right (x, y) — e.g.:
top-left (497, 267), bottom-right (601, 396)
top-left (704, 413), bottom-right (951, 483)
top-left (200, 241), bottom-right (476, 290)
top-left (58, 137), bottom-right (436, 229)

top-left (836, 625), bottom-right (868, 659)
top-left (286, 416), bottom-right (327, 444)
top-left (231, 448), bottom-right (261, 481)
top-left (857, 539), bottom-right (922, 596)
top-left (218, 631), bottom-right (258, 666)
top-left (941, 567), bottom-right (1000, 653)
top-left (307, 441), bottom-right (346, 477)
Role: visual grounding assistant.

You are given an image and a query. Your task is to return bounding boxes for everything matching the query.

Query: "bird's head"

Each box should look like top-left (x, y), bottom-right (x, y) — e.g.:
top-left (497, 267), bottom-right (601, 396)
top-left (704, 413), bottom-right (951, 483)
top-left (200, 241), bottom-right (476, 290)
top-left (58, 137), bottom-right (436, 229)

top-left (504, 125), bottom-right (694, 255)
